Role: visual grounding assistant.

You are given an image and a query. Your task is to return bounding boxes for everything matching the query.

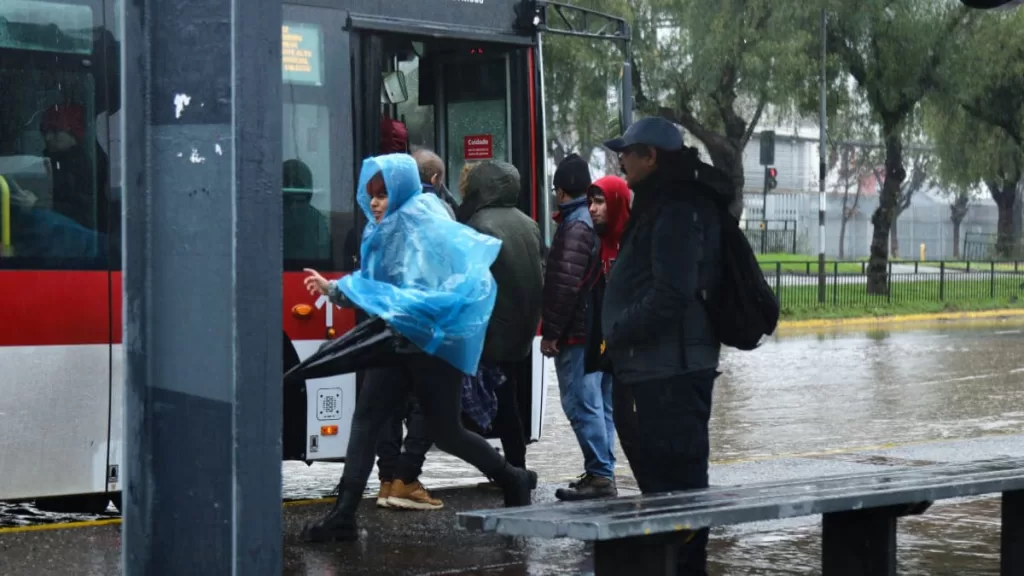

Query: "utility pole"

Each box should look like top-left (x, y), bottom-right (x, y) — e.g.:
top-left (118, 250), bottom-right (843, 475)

top-left (121, 0), bottom-right (283, 574)
top-left (760, 131), bottom-right (776, 255)
top-left (818, 7), bottom-right (828, 304)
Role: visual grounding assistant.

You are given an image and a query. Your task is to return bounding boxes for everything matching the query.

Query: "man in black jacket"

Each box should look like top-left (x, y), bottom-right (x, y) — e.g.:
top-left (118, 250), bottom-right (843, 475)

top-left (457, 161), bottom-right (544, 469)
top-left (602, 117), bottom-right (735, 575)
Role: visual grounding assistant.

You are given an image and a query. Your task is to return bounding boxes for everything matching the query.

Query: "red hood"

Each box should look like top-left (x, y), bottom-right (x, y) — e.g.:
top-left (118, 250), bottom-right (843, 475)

top-left (591, 175), bottom-right (631, 269)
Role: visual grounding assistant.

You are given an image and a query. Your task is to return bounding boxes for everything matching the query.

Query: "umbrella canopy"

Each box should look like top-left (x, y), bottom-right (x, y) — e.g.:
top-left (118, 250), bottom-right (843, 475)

top-left (284, 316), bottom-right (413, 382)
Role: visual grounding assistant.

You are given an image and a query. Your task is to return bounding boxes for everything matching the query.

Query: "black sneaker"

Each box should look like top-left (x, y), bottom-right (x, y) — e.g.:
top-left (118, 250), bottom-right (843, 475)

top-left (555, 474), bottom-right (617, 501)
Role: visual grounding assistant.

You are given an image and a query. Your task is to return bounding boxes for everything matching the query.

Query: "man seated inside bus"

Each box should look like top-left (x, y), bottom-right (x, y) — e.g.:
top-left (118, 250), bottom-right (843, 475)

top-left (282, 158), bottom-right (330, 261)
top-left (301, 153), bottom-right (536, 543)
top-left (37, 103), bottom-right (109, 232)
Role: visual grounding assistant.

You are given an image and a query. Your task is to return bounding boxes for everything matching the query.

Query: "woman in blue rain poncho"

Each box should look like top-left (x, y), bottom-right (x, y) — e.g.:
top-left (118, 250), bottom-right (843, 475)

top-left (301, 154), bottom-right (538, 544)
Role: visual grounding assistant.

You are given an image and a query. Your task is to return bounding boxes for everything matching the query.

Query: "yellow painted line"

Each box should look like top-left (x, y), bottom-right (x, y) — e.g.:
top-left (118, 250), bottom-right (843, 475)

top-left (0, 497), bottom-right (345, 535)
top-left (0, 518), bottom-right (121, 535)
top-left (778, 308), bottom-right (1024, 330)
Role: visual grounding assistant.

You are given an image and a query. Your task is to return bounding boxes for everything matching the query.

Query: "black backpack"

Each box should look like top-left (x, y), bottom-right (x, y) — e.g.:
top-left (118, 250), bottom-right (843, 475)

top-left (700, 208), bottom-right (780, 350)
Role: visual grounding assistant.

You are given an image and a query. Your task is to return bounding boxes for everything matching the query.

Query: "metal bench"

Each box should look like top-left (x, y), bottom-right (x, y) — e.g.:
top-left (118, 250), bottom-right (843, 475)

top-left (458, 457), bottom-right (1024, 576)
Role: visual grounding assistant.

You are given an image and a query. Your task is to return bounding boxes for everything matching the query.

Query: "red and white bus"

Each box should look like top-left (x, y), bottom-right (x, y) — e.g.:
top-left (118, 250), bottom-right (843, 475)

top-left (0, 0), bottom-right (628, 513)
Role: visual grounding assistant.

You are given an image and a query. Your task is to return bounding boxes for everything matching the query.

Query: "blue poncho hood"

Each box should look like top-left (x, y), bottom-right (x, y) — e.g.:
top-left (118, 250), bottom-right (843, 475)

top-left (336, 154), bottom-right (502, 374)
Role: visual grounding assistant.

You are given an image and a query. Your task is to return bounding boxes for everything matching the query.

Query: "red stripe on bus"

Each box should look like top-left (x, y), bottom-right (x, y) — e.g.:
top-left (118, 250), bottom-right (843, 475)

top-left (0, 271), bottom-right (111, 346)
top-left (0, 270), bottom-right (355, 347)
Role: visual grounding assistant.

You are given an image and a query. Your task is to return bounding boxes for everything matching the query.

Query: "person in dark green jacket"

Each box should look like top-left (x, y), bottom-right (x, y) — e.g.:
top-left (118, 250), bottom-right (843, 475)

top-left (456, 161), bottom-right (544, 469)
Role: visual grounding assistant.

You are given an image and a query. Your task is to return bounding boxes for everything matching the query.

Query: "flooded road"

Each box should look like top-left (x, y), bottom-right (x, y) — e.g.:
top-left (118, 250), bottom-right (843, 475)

top-left (3, 318), bottom-right (1023, 574)
top-left (279, 317), bottom-right (1024, 498)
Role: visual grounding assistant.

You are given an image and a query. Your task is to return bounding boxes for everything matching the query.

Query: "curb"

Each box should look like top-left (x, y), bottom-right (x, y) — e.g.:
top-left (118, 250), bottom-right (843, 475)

top-left (778, 308), bottom-right (1024, 330)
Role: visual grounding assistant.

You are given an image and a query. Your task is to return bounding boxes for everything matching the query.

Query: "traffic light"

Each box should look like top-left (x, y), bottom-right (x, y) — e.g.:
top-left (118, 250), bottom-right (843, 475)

top-left (767, 167), bottom-right (778, 190)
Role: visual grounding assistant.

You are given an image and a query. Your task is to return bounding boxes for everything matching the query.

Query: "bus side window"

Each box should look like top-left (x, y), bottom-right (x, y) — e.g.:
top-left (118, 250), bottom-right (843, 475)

top-left (0, 67), bottom-right (108, 269)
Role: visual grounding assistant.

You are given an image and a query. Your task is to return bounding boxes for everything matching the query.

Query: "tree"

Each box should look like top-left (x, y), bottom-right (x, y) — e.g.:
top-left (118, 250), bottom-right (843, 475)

top-left (827, 0), bottom-right (972, 293)
top-left (949, 188), bottom-right (975, 259)
top-left (626, 0), bottom-right (823, 218)
top-left (869, 126), bottom-right (935, 259)
top-left (926, 8), bottom-right (1024, 258)
top-left (834, 145), bottom-right (863, 259)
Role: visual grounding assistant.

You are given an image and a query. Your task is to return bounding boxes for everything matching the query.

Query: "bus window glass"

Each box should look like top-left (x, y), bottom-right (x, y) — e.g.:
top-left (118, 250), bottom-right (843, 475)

top-left (445, 57), bottom-right (509, 198)
top-left (282, 102), bottom-right (331, 262)
top-left (0, 65), bottom-right (107, 268)
top-left (0, 0), bottom-right (93, 55)
top-left (282, 19), bottom-right (333, 267)
top-left (396, 57), bottom-right (435, 151)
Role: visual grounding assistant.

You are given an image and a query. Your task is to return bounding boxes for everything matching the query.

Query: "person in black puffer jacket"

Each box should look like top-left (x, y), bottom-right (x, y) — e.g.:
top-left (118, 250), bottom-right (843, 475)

top-left (542, 154), bottom-right (617, 501)
top-left (456, 161), bottom-right (544, 469)
top-left (602, 117), bottom-right (734, 575)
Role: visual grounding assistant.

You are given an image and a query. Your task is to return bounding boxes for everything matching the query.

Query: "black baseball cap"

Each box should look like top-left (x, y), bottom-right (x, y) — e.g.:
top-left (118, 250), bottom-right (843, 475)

top-left (604, 117), bottom-right (684, 153)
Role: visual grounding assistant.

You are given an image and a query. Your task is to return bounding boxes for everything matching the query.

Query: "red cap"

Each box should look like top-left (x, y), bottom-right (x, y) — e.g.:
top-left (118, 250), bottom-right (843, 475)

top-left (40, 103), bottom-right (85, 143)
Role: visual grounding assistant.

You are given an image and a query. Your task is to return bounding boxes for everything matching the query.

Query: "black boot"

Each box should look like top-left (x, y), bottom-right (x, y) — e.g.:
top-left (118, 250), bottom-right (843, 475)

top-left (493, 462), bottom-right (538, 508)
top-left (302, 482), bottom-right (361, 543)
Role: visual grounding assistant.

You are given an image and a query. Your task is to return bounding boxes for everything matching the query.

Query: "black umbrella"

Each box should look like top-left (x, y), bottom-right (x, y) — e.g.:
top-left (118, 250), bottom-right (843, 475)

top-left (284, 316), bottom-right (413, 382)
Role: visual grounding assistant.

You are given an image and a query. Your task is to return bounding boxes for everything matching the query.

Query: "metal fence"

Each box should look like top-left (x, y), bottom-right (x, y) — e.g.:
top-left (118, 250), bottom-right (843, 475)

top-left (963, 232), bottom-right (1024, 261)
top-left (760, 259), bottom-right (1024, 309)
top-left (743, 219), bottom-right (798, 254)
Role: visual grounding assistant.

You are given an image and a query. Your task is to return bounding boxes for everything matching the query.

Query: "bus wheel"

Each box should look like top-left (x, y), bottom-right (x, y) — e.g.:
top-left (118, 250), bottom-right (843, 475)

top-left (34, 493), bottom-right (111, 515)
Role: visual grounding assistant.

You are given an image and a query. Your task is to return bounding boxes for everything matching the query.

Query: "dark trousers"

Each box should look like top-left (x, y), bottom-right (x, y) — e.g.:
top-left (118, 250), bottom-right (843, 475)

top-left (341, 353), bottom-right (508, 497)
top-left (611, 376), bottom-right (643, 487)
top-left (374, 384), bottom-right (432, 484)
top-left (492, 361), bottom-right (527, 468)
top-left (623, 370), bottom-right (717, 576)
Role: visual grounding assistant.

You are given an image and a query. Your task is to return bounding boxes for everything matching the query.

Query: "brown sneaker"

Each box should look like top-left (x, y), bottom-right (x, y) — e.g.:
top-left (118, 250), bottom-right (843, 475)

top-left (376, 481), bottom-right (392, 508)
top-left (386, 479), bottom-right (444, 511)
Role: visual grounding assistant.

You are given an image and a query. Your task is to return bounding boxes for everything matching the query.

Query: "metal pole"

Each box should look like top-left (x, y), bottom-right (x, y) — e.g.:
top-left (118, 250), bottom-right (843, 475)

top-left (537, 32), bottom-right (552, 246)
top-left (121, 0), bottom-right (283, 573)
top-left (762, 166), bottom-right (770, 254)
top-left (818, 7), bottom-right (828, 303)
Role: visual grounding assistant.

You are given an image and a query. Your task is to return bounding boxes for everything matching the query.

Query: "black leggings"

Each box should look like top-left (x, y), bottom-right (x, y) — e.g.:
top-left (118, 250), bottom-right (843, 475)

top-left (341, 353), bottom-right (508, 495)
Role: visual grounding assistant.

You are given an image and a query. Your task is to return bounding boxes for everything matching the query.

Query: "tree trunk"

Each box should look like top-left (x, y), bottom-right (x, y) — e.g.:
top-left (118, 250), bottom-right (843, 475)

top-left (704, 140), bottom-right (746, 220)
top-left (889, 215), bottom-right (900, 259)
top-left (867, 127), bottom-right (907, 295)
top-left (839, 216), bottom-right (848, 260)
top-left (950, 196), bottom-right (969, 260)
top-left (996, 189), bottom-right (1016, 258)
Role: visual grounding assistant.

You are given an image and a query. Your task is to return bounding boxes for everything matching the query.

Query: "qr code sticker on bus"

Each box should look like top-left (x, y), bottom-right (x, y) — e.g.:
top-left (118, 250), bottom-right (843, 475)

top-left (317, 388), bottom-right (343, 421)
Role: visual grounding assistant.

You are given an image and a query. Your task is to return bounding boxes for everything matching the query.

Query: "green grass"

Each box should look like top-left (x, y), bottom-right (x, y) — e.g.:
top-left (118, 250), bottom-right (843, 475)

top-left (773, 275), bottom-right (1024, 321)
top-left (779, 299), bottom-right (1024, 322)
top-left (757, 253), bottom-right (867, 274)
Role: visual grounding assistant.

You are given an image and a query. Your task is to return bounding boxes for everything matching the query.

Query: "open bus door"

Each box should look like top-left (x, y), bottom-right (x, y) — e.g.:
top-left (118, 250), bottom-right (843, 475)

top-left (516, 0), bottom-right (634, 245)
top-left (289, 1), bottom-right (636, 463)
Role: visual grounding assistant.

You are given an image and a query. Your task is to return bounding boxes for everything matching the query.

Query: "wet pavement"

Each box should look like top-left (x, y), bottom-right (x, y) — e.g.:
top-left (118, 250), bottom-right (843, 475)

top-left (2, 435), bottom-right (1022, 575)
top-left (3, 319), bottom-right (1024, 573)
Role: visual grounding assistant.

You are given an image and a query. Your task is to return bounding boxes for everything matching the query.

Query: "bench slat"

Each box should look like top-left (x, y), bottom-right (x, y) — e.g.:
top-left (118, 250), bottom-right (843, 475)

top-left (459, 457), bottom-right (1024, 541)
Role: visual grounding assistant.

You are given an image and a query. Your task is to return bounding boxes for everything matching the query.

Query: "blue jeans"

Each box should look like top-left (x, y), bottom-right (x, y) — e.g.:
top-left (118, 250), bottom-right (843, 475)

top-left (555, 345), bottom-right (616, 479)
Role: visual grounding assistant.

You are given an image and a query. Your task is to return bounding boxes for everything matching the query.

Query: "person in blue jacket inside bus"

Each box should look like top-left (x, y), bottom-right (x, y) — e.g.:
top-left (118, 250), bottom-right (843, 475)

top-left (301, 153), bottom-right (537, 543)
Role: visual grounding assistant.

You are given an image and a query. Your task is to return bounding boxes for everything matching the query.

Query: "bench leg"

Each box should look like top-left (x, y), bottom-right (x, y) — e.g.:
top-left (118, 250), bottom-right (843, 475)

top-left (822, 508), bottom-right (898, 576)
top-left (1004, 490), bottom-right (1024, 576)
top-left (594, 533), bottom-right (678, 576)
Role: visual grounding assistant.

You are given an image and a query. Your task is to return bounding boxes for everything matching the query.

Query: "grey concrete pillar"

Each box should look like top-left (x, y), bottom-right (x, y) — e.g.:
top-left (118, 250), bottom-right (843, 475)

top-left (120, 0), bottom-right (283, 573)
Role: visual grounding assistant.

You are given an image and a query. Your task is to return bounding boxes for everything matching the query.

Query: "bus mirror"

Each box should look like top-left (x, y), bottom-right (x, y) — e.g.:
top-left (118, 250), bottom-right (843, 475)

top-left (382, 71), bottom-right (409, 105)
